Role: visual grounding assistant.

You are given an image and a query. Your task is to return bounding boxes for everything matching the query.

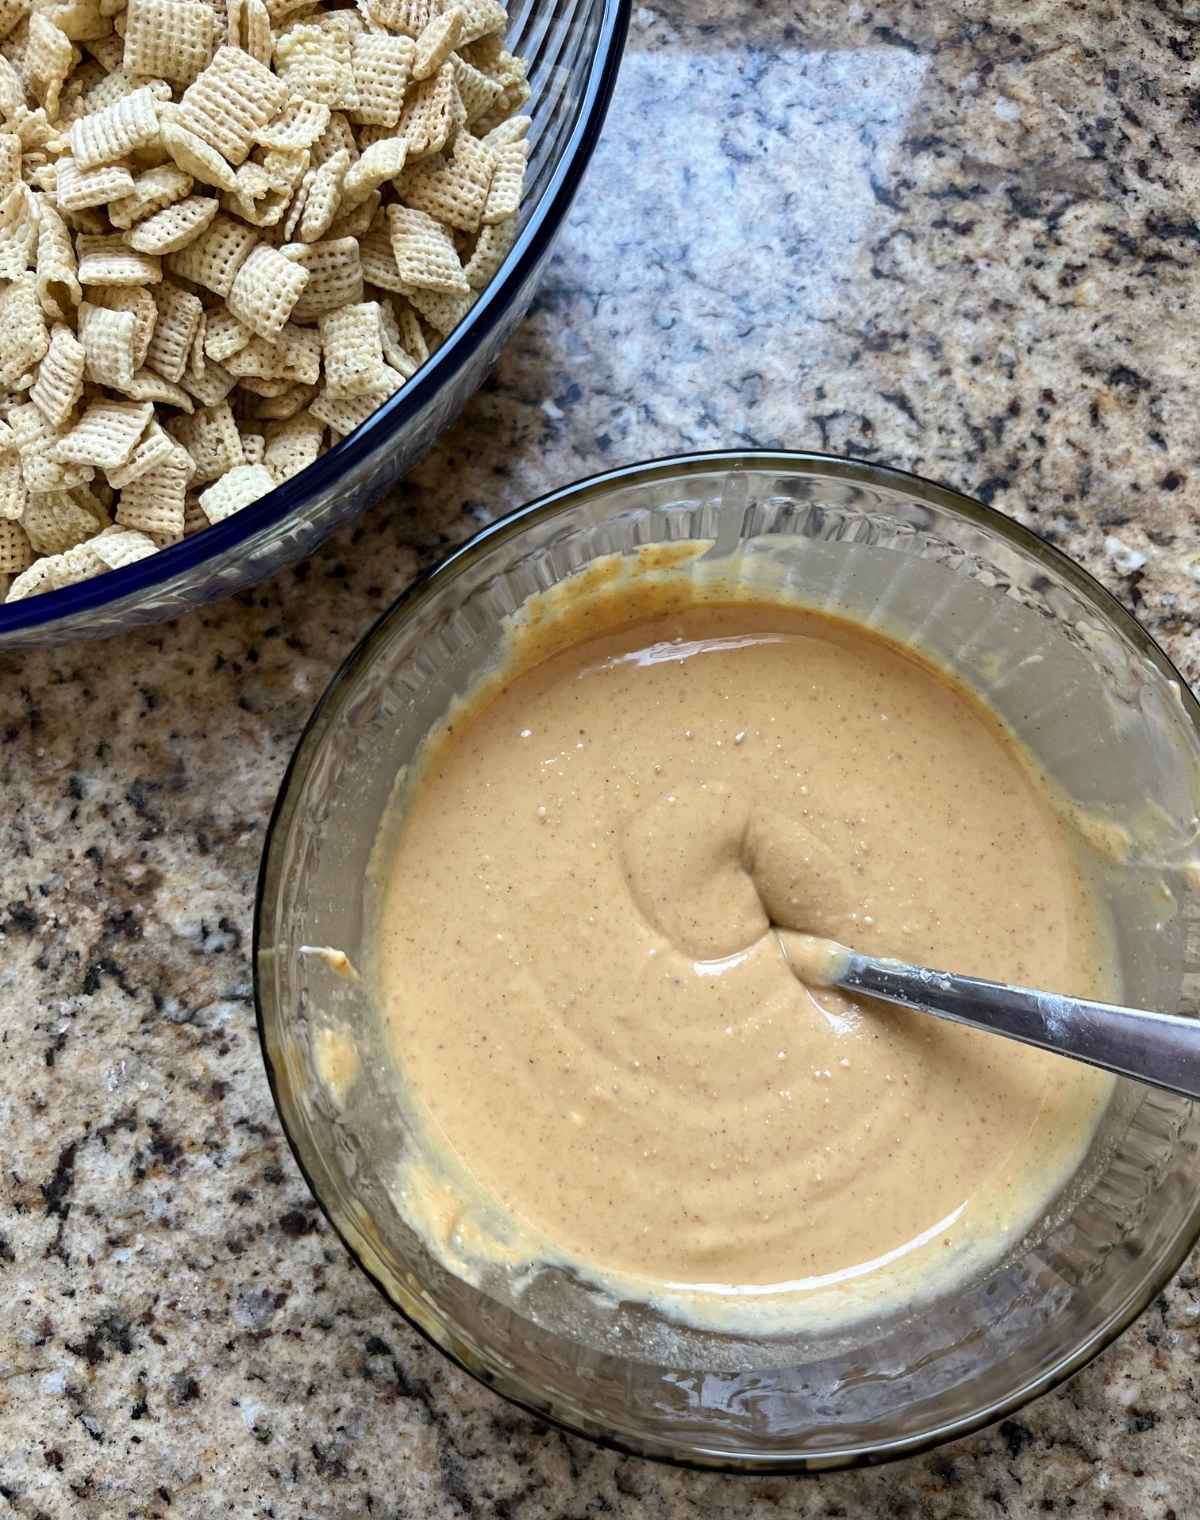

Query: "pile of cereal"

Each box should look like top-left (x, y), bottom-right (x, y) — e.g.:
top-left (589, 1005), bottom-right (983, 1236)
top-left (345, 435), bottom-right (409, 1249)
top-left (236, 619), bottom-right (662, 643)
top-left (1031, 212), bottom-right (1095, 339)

top-left (0, 0), bottom-right (530, 603)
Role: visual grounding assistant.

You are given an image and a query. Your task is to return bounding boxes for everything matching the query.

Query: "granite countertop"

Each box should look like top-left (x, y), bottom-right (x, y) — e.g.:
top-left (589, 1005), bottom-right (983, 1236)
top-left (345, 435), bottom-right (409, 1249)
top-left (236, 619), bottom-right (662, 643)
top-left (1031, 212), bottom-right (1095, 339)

top-left (3, 1), bottom-right (1200, 1515)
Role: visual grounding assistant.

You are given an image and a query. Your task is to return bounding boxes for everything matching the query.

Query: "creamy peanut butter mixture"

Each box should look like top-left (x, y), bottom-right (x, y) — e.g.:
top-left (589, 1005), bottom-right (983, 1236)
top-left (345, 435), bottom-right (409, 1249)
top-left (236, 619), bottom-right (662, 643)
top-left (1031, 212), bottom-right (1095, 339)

top-left (370, 587), bottom-right (1115, 1329)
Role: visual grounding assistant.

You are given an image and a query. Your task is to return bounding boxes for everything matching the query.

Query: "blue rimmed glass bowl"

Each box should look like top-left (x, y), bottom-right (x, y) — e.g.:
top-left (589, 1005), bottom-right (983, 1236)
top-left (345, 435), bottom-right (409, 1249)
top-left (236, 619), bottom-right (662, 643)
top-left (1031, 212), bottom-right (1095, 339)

top-left (0, 0), bottom-right (629, 649)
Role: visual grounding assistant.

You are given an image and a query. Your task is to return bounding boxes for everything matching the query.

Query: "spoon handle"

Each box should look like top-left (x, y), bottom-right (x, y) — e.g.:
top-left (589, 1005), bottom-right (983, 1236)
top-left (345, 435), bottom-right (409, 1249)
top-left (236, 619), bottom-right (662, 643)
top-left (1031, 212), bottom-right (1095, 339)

top-left (836, 953), bottom-right (1200, 1102)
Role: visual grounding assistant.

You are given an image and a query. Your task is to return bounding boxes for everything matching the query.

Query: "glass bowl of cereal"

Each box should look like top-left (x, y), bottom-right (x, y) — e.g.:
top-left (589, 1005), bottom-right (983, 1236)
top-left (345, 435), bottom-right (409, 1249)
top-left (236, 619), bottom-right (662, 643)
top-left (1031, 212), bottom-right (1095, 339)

top-left (255, 451), bottom-right (1200, 1470)
top-left (0, 0), bottom-right (628, 648)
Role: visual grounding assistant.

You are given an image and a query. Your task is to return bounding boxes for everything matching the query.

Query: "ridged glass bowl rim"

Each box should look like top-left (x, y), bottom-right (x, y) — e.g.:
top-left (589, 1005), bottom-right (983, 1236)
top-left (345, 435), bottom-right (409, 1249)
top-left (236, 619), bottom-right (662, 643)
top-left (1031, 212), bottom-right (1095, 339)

top-left (0, 0), bottom-right (631, 640)
top-left (254, 449), bottom-right (1200, 1472)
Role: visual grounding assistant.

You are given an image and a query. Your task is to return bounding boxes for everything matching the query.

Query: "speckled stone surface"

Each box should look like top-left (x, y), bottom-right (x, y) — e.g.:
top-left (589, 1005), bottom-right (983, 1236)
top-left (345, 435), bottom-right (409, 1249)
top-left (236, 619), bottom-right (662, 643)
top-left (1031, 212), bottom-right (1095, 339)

top-left (3, 1), bottom-right (1200, 1515)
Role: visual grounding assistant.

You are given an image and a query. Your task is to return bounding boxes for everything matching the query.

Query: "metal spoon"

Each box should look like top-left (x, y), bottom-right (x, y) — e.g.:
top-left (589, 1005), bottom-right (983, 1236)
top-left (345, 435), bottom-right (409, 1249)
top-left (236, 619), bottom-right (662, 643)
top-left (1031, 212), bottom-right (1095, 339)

top-left (776, 930), bottom-right (1200, 1102)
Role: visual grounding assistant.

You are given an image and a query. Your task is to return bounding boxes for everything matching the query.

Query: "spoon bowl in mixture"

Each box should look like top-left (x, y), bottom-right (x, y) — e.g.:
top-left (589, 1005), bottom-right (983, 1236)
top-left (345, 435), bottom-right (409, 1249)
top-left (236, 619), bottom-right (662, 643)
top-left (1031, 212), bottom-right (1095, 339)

top-left (778, 930), bottom-right (1200, 1103)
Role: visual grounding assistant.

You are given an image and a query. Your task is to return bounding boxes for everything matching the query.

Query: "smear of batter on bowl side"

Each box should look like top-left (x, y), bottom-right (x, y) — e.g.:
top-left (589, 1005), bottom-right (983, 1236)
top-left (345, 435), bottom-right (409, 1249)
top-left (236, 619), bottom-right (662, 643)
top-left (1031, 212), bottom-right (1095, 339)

top-left (368, 571), bottom-right (1116, 1331)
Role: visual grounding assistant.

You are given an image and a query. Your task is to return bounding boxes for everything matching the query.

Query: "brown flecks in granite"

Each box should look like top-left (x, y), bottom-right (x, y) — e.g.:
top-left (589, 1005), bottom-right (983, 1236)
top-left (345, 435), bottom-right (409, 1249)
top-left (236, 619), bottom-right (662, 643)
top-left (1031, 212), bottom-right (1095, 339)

top-left (65, 1317), bottom-right (135, 1368)
top-left (41, 1140), bottom-right (79, 1221)
top-left (278, 1209), bottom-right (319, 1239)
top-left (168, 1375), bottom-right (201, 1407)
top-left (1, 0), bottom-right (1200, 1514)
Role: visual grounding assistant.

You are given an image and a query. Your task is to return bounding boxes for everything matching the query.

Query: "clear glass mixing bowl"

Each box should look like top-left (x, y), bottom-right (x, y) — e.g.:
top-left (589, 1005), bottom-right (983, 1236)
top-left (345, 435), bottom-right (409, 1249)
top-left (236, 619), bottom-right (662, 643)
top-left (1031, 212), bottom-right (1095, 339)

top-left (255, 452), bottom-right (1200, 1470)
top-left (0, 0), bottom-right (629, 649)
